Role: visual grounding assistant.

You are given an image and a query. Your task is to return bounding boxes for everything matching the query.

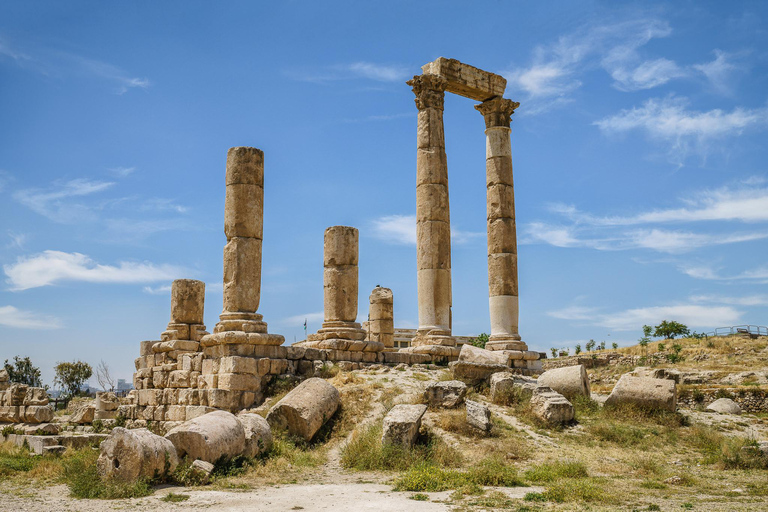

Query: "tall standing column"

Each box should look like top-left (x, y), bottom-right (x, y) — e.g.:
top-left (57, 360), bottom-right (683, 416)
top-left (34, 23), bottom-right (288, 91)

top-left (215, 146), bottom-right (268, 334)
top-left (475, 97), bottom-right (527, 351)
top-left (407, 74), bottom-right (455, 348)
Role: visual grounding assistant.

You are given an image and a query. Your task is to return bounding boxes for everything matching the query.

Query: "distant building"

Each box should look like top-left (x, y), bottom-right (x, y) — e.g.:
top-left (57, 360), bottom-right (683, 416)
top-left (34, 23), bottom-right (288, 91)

top-left (117, 379), bottom-right (133, 392)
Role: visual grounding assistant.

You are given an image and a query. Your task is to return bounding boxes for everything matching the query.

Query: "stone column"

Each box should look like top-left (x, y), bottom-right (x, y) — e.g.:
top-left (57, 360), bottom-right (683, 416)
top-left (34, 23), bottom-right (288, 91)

top-left (307, 226), bottom-right (368, 347)
top-left (475, 97), bottom-right (527, 351)
top-left (162, 279), bottom-right (208, 342)
top-left (407, 74), bottom-right (454, 348)
top-left (368, 287), bottom-right (394, 350)
top-left (215, 146), bottom-right (268, 334)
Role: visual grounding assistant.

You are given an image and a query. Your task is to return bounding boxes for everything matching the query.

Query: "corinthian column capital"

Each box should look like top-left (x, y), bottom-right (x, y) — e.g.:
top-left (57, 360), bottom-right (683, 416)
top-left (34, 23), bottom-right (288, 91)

top-left (475, 96), bottom-right (520, 128)
top-left (407, 74), bottom-right (447, 110)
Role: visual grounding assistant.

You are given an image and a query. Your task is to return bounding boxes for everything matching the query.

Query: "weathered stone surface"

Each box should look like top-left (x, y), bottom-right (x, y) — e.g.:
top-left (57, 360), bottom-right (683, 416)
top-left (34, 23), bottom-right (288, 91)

top-left (490, 372), bottom-right (537, 403)
top-left (97, 427), bottom-right (179, 482)
top-left (189, 459), bottom-right (214, 484)
top-left (222, 237), bottom-right (262, 313)
top-left (24, 405), bottom-right (53, 423)
top-left (424, 380), bottom-right (467, 408)
top-left (605, 375), bottom-right (677, 412)
top-left (237, 413), bottom-right (273, 458)
top-left (165, 410), bottom-right (246, 463)
top-left (466, 399), bottom-right (491, 432)
top-left (0, 369), bottom-right (8, 391)
top-left (630, 366), bottom-right (682, 383)
top-left (225, 183), bottom-right (263, 239)
top-left (24, 387), bottom-right (48, 406)
top-left (537, 365), bottom-right (590, 400)
top-left (266, 378), bottom-right (340, 441)
top-left (70, 405), bottom-right (95, 424)
top-left (382, 404), bottom-right (427, 448)
top-left (451, 361), bottom-right (508, 384)
top-left (530, 386), bottom-right (574, 425)
top-left (323, 226), bottom-right (358, 266)
top-left (421, 57), bottom-right (507, 101)
top-left (458, 344), bottom-right (507, 365)
top-left (170, 279), bottom-right (206, 325)
top-left (96, 391), bottom-right (119, 411)
top-left (706, 398), bottom-right (742, 415)
top-left (368, 287), bottom-right (394, 348)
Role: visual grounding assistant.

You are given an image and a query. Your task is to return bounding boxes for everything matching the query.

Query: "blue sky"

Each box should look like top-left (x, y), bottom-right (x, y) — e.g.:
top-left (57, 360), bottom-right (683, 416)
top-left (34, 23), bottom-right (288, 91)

top-left (1, 1), bottom-right (767, 387)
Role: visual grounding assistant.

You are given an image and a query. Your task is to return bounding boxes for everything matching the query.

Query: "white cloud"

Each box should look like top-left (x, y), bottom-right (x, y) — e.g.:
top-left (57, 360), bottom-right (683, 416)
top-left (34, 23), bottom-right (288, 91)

top-left (371, 214), bottom-right (483, 246)
top-left (4, 250), bottom-right (186, 291)
top-left (690, 294), bottom-right (768, 306)
top-left (140, 198), bottom-right (188, 214)
top-left (549, 303), bottom-right (742, 331)
top-left (6, 231), bottom-right (27, 249)
top-left (0, 305), bottom-right (62, 330)
top-left (110, 167), bottom-right (135, 177)
top-left (609, 58), bottom-right (686, 91)
top-left (287, 62), bottom-right (409, 84)
top-left (142, 284), bottom-right (172, 295)
top-left (680, 264), bottom-right (768, 282)
top-left (14, 178), bottom-right (114, 223)
top-left (346, 62), bottom-right (409, 82)
top-left (693, 50), bottom-right (741, 94)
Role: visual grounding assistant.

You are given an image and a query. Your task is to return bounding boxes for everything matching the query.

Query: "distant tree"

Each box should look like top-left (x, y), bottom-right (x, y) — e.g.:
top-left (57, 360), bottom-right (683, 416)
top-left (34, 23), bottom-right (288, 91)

top-left (95, 360), bottom-right (115, 392)
top-left (638, 337), bottom-right (649, 357)
top-left (667, 343), bottom-right (684, 364)
top-left (586, 339), bottom-right (596, 352)
top-left (612, 342), bottom-right (618, 350)
top-left (642, 325), bottom-right (653, 338)
top-left (471, 333), bottom-right (489, 349)
top-left (653, 320), bottom-right (689, 340)
top-left (599, 341), bottom-right (606, 351)
top-left (3, 356), bottom-right (42, 387)
top-left (54, 360), bottom-right (93, 397)
top-left (574, 344), bottom-right (582, 355)
top-left (550, 347), bottom-right (558, 358)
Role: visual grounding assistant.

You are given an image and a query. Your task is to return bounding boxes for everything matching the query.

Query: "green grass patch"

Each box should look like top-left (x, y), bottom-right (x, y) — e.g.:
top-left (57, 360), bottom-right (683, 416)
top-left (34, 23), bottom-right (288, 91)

top-left (161, 492), bottom-right (189, 502)
top-left (392, 456), bottom-right (526, 492)
top-left (524, 460), bottom-right (588, 483)
top-left (0, 444), bottom-right (38, 475)
top-left (409, 493), bottom-right (429, 501)
top-left (541, 477), bottom-right (612, 504)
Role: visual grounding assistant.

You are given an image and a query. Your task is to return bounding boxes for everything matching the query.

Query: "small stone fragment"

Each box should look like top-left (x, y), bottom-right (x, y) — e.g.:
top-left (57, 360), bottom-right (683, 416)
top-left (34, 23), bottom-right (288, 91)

top-left (465, 399), bottom-right (491, 432)
top-left (237, 412), bottom-right (273, 458)
top-left (706, 398), bottom-right (741, 415)
top-left (424, 380), bottom-right (467, 408)
top-left (190, 459), bottom-right (214, 484)
top-left (530, 386), bottom-right (574, 425)
top-left (382, 404), bottom-right (427, 448)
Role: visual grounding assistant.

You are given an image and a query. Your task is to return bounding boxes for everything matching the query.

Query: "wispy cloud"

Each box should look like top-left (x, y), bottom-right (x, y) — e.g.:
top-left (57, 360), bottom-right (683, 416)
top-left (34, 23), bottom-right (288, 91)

top-left (594, 96), bottom-right (768, 164)
top-left (693, 50), bottom-right (743, 95)
top-left (286, 61), bottom-right (409, 84)
top-left (6, 231), bottom-right (27, 250)
top-left (4, 250), bottom-right (186, 291)
top-left (0, 36), bottom-right (149, 94)
top-left (109, 167), bottom-right (135, 177)
top-left (690, 294), bottom-right (768, 306)
top-left (142, 284), bottom-right (172, 295)
top-left (680, 263), bottom-right (768, 283)
top-left (609, 58), bottom-right (685, 92)
top-left (0, 305), bottom-right (62, 330)
top-left (548, 302), bottom-right (742, 331)
top-left (371, 214), bottom-right (483, 246)
top-left (14, 178), bottom-right (115, 223)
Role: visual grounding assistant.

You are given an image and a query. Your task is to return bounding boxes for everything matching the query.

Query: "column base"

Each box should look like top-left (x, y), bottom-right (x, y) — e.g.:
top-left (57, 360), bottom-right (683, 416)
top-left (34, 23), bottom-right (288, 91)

top-left (486, 334), bottom-right (528, 351)
top-left (307, 321), bottom-right (367, 342)
top-left (299, 338), bottom-right (385, 352)
top-left (200, 330), bottom-right (285, 348)
top-left (411, 328), bottom-right (456, 347)
top-left (214, 312), bottom-right (268, 333)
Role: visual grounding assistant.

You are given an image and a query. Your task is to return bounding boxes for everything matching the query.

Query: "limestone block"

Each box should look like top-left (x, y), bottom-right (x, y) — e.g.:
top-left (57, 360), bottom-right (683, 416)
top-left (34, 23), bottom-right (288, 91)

top-left (324, 226), bottom-right (359, 266)
top-left (605, 375), bottom-right (677, 412)
top-left (537, 365), bottom-right (591, 400)
top-left (425, 380), bottom-right (467, 408)
top-left (138, 389), bottom-right (162, 407)
top-left (163, 388), bottom-right (180, 405)
top-left (416, 109), bottom-right (446, 150)
top-left (237, 413), bottom-right (273, 458)
top-left (421, 57), bottom-right (507, 101)
top-left (706, 398), bottom-right (742, 415)
top-left (155, 340), bottom-right (200, 353)
top-left (257, 357), bottom-right (271, 376)
top-left (24, 387), bottom-right (48, 406)
top-left (466, 399), bottom-right (491, 432)
top-left (202, 358), bottom-right (219, 375)
top-left (485, 128), bottom-right (512, 158)
top-left (382, 404), bottom-right (427, 448)
top-left (8, 384), bottom-right (28, 406)
top-left (269, 359), bottom-right (288, 375)
top-left (165, 410), bottom-right (246, 463)
top-left (225, 183), bottom-right (263, 239)
top-left (166, 405), bottom-right (187, 422)
top-left (152, 370), bottom-right (168, 389)
top-left (207, 389), bottom-right (240, 410)
top-left (95, 392), bottom-right (119, 411)
top-left (416, 149), bottom-right (448, 185)
top-left (170, 279), bottom-right (205, 324)
top-left (117, 405), bottom-right (138, 420)
top-left (530, 386), bottom-right (574, 425)
top-left (153, 406), bottom-right (167, 421)
top-left (485, 155), bottom-right (513, 187)
top-left (222, 237), bottom-right (262, 313)
top-left (95, 410), bottom-right (117, 421)
top-left (490, 373), bottom-right (537, 404)
top-left (458, 344), bottom-right (507, 365)
top-left (97, 427), bottom-right (179, 482)
top-left (140, 340), bottom-right (161, 357)
top-left (226, 146), bottom-right (264, 186)
top-left (169, 370), bottom-right (191, 388)
top-left (488, 253), bottom-right (518, 297)
top-left (451, 361), bottom-right (507, 384)
top-left (0, 369), bottom-right (8, 389)
top-left (323, 266), bottom-right (358, 323)
top-left (190, 324), bottom-right (209, 342)
top-left (487, 183), bottom-right (515, 221)
top-left (70, 405), bottom-right (95, 424)
top-left (266, 378), bottom-right (340, 441)
top-left (0, 405), bottom-right (21, 422)
top-left (487, 218), bottom-right (517, 254)
top-left (219, 356), bottom-right (258, 375)
top-left (630, 367), bottom-right (682, 383)
top-left (23, 405), bottom-right (53, 423)
top-left (218, 373), bottom-right (260, 391)
top-left (286, 346), bottom-right (306, 360)
top-left (416, 184), bottom-right (450, 223)
top-left (416, 221), bottom-right (451, 270)
top-left (186, 406), bottom-right (216, 421)
top-left (189, 459), bottom-right (214, 484)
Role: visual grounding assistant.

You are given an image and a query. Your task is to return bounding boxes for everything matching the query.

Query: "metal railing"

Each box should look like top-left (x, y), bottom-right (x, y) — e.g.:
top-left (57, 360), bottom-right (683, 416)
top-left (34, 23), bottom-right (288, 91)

top-left (704, 325), bottom-right (768, 337)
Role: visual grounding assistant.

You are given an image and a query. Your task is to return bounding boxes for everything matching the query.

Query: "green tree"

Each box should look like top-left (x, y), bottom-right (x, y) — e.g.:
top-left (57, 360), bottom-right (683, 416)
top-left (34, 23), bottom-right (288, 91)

top-left (471, 333), bottom-right (489, 349)
top-left (612, 342), bottom-right (618, 350)
top-left (642, 325), bottom-right (653, 338)
top-left (550, 347), bottom-right (558, 358)
top-left (638, 337), bottom-right (649, 357)
top-left (653, 320), bottom-right (689, 340)
top-left (3, 356), bottom-right (42, 387)
top-left (599, 341), bottom-right (606, 351)
top-left (54, 360), bottom-right (93, 397)
top-left (586, 339), bottom-right (596, 352)
top-left (574, 344), bottom-right (582, 355)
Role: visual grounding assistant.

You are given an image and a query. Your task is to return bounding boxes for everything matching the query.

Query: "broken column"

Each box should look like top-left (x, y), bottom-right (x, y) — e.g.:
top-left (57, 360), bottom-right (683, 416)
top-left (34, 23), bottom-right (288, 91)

top-left (367, 286), bottom-right (394, 350)
top-left (305, 226), bottom-right (381, 352)
top-left (475, 97), bottom-right (526, 352)
top-left (161, 279), bottom-right (208, 347)
top-left (407, 73), bottom-right (456, 353)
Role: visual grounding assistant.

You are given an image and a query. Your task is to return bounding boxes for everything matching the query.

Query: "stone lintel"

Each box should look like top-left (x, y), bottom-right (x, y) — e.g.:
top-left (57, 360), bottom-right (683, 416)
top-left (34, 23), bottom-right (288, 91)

top-left (421, 57), bottom-right (506, 102)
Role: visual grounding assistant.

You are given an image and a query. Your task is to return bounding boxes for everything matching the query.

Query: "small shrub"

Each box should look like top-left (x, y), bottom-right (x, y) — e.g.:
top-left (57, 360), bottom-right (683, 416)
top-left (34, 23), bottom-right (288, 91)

top-left (524, 491), bottom-right (547, 502)
top-left (161, 492), bottom-right (189, 502)
top-left (114, 414), bottom-right (127, 428)
top-left (393, 462), bottom-right (459, 492)
top-left (542, 478), bottom-right (610, 503)
top-left (91, 419), bottom-right (105, 433)
top-left (692, 388), bottom-right (705, 403)
top-left (410, 493), bottom-right (429, 501)
top-left (466, 456), bottom-right (524, 487)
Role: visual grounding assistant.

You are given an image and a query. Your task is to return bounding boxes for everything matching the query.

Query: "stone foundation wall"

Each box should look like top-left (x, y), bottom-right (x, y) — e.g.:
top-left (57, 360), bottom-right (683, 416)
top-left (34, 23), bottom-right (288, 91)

top-left (678, 388), bottom-right (768, 413)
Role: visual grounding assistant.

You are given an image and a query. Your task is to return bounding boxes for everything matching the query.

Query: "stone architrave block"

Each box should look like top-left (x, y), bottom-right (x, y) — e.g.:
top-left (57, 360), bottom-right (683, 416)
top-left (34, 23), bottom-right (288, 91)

top-left (97, 427), bottom-right (179, 482)
top-left (237, 413), bottom-right (273, 458)
top-left (537, 365), bottom-right (590, 400)
top-left (382, 404), bottom-right (427, 448)
top-left (266, 378), bottom-right (340, 442)
top-left (605, 374), bottom-right (677, 412)
top-left (421, 57), bottom-right (507, 101)
top-left (165, 410), bottom-right (246, 464)
top-left (424, 380), bottom-right (467, 408)
top-left (466, 399), bottom-right (492, 432)
top-left (530, 386), bottom-right (574, 425)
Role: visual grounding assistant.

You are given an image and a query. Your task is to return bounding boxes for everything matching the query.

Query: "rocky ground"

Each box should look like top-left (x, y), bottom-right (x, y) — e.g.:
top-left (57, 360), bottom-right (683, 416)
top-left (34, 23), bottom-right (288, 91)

top-left (1, 335), bottom-right (767, 511)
